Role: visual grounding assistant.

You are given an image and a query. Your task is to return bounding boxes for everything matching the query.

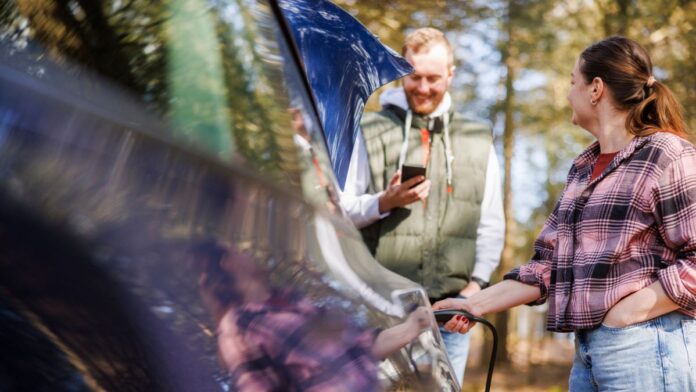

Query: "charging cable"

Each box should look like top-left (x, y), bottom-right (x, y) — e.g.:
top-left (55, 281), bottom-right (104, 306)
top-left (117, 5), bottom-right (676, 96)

top-left (433, 310), bottom-right (497, 392)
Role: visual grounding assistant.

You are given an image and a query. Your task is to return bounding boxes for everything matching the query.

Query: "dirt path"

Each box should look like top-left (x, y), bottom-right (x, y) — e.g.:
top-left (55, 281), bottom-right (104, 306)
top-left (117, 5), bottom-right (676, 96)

top-left (462, 337), bottom-right (574, 391)
top-left (462, 362), bottom-right (571, 392)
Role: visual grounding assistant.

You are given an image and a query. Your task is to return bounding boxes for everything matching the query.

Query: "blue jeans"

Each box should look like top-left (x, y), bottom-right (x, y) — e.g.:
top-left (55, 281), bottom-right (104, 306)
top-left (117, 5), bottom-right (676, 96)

top-left (440, 325), bottom-right (471, 386)
top-left (569, 311), bottom-right (696, 391)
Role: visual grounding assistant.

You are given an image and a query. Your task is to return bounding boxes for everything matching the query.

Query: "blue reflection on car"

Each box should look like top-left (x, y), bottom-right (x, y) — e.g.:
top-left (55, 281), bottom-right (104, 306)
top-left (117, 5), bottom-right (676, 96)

top-left (279, 0), bottom-right (412, 189)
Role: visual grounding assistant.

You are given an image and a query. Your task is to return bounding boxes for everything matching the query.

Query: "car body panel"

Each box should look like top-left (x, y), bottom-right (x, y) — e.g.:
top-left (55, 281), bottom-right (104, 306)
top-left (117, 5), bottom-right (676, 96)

top-left (279, 0), bottom-right (412, 189)
top-left (0, 1), bottom-right (458, 390)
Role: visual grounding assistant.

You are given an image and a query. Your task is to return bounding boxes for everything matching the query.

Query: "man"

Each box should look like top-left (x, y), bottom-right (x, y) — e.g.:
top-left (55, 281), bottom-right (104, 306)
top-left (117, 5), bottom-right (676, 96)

top-left (340, 27), bottom-right (504, 384)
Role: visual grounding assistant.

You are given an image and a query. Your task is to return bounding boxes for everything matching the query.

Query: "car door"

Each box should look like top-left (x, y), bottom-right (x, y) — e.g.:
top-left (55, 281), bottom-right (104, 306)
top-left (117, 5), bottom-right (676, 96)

top-left (0, 1), bottom-right (458, 390)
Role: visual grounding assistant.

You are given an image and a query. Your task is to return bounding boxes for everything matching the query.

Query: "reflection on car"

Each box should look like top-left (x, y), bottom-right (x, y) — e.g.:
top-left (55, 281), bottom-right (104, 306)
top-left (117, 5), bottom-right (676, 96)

top-left (0, 0), bottom-right (459, 390)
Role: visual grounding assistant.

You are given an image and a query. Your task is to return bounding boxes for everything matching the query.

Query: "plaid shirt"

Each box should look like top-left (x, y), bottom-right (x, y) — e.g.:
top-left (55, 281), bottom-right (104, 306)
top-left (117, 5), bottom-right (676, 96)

top-left (505, 132), bottom-right (696, 332)
top-left (217, 290), bottom-right (380, 392)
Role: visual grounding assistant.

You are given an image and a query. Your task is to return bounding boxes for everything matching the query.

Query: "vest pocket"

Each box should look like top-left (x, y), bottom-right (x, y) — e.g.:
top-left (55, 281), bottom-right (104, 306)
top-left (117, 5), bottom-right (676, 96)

top-left (683, 319), bottom-right (696, 369)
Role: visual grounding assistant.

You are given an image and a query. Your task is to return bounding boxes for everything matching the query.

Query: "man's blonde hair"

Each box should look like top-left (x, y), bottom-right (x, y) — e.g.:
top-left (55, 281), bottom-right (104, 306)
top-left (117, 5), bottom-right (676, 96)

top-left (402, 27), bottom-right (454, 67)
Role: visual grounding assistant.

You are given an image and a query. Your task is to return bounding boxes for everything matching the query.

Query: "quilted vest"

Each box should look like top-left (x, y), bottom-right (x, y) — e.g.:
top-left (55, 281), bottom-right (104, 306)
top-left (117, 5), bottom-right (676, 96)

top-left (360, 106), bottom-right (492, 298)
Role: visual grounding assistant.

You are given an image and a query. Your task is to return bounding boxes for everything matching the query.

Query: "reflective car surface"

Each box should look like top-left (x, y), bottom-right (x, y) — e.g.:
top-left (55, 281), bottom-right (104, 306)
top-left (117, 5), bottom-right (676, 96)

top-left (0, 1), bottom-right (459, 390)
top-left (280, 0), bottom-right (413, 189)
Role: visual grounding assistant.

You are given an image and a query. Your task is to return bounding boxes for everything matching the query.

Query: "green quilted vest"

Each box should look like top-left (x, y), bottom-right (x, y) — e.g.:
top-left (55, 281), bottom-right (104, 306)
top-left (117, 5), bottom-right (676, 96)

top-left (360, 106), bottom-right (492, 299)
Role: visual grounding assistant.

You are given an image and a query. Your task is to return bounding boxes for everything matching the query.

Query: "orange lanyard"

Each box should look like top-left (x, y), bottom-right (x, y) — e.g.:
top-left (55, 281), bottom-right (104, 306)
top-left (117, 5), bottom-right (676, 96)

top-left (420, 128), bottom-right (430, 167)
top-left (311, 152), bottom-right (327, 187)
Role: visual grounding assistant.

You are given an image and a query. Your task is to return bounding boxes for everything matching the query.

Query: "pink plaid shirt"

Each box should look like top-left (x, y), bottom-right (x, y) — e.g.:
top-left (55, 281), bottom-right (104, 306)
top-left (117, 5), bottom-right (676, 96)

top-left (505, 132), bottom-right (696, 331)
top-left (217, 289), bottom-right (380, 392)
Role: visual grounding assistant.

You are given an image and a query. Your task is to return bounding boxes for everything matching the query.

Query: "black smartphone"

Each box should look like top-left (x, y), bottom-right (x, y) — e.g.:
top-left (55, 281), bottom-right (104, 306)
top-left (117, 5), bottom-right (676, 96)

top-left (401, 164), bottom-right (426, 186)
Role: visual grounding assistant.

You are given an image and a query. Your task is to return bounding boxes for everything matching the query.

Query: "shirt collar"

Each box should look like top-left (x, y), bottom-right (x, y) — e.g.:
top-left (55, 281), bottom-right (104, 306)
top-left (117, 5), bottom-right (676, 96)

top-left (574, 135), bottom-right (654, 181)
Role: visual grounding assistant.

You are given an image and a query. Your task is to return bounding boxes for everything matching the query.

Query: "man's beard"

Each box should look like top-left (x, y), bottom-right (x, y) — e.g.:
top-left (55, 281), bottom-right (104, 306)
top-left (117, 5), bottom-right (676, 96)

top-left (407, 93), bottom-right (443, 116)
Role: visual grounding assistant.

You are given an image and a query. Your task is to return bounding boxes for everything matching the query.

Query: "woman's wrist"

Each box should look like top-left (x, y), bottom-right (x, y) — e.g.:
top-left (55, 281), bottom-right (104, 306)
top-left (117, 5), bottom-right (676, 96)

top-left (468, 298), bottom-right (485, 317)
top-left (455, 294), bottom-right (483, 317)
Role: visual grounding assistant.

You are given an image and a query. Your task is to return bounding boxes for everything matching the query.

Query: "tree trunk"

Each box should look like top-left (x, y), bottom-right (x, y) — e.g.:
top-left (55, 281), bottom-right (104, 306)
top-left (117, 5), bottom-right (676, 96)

top-left (488, 0), bottom-right (518, 366)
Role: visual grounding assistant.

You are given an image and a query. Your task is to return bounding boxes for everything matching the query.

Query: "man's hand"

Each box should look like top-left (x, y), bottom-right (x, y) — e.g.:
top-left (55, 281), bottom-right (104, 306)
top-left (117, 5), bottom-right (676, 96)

top-left (378, 171), bottom-right (431, 213)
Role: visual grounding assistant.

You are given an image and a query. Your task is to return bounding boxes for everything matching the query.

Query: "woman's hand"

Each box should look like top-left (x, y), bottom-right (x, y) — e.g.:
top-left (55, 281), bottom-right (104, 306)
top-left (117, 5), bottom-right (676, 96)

top-left (602, 301), bottom-right (631, 328)
top-left (602, 281), bottom-right (679, 328)
top-left (432, 298), bottom-right (479, 334)
top-left (371, 306), bottom-right (431, 359)
top-left (431, 281), bottom-right (541, 335)
top-left (405, 306), bottom-right (431, 336)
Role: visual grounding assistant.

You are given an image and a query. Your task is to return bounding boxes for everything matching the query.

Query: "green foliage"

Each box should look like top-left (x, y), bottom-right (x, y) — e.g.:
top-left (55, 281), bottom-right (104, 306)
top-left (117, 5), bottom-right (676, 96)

top-left (337, 0), bottom-right (694, 259)
top-left (1, 0), bottom-right (303, 183)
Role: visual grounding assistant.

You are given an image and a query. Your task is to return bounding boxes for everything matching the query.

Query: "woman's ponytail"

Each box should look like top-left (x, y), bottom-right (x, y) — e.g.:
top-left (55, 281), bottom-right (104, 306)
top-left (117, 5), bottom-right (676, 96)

top-left (580, 36), bottom-right (689, 139)
top-left (627, 81), bottom-right (687, 139)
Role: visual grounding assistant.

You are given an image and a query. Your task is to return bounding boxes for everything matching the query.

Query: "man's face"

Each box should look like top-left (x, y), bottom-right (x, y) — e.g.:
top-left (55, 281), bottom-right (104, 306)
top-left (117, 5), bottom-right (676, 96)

top-left (402, 44), bottom-right (454, 115)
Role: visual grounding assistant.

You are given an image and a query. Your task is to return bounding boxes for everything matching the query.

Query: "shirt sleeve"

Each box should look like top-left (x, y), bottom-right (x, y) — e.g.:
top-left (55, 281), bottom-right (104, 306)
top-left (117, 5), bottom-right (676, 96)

top-left (339, 132), bottom-right (389, 228)
top-left (653, 151), bottom-right (696, 312)
top-left (472, 146), bottom-right (505, 282)
top-left (503, 198), bottom-right (559, 305)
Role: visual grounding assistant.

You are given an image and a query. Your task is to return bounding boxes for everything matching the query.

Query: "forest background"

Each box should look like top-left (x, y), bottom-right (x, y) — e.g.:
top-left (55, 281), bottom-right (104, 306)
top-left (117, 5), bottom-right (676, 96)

top-left (333, 0), bottom-right (696, 390)
top-left (3, 0), bottom-right (693, 390)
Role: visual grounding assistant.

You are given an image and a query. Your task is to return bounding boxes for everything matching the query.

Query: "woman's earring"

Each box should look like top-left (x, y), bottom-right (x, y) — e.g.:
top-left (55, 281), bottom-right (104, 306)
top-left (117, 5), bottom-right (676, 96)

top-left (590, 99), bottom-right (597, 105)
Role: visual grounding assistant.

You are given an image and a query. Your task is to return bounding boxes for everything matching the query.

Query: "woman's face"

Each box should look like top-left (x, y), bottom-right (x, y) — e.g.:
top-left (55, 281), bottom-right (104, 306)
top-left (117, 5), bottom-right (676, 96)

top-left (567, 58), bottom-right (595, 131)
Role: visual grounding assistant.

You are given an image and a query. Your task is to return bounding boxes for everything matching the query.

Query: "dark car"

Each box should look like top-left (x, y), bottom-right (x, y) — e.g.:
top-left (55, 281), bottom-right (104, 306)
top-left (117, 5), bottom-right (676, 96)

top-left (0, 1), bottom-right (459, 390)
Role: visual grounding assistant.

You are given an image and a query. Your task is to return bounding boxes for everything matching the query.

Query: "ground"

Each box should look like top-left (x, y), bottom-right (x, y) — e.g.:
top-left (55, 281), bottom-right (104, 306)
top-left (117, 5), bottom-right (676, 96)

top-left (462, 336), bottom-right (574, 392)
top-left (462, 362), bottom-right (571, 392)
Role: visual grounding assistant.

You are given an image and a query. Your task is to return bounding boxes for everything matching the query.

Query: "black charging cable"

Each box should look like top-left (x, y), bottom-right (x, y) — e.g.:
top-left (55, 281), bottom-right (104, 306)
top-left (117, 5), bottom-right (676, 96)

top-left (433, 310), bottom-right (497, 392)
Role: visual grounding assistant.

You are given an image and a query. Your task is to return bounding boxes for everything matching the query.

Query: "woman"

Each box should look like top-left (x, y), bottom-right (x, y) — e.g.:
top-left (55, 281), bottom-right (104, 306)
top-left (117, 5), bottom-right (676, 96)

top-left (434, 36), bottom-right (696, 391)
top-left (192, 242), bottom-right (431, 392)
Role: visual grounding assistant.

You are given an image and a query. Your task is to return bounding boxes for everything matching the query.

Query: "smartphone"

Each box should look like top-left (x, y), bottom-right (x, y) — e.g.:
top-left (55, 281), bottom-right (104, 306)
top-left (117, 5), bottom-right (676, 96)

top-left (401, 164), bottom-right (426, 186)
